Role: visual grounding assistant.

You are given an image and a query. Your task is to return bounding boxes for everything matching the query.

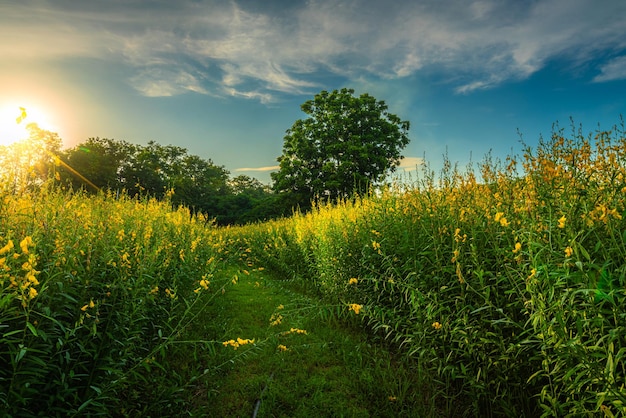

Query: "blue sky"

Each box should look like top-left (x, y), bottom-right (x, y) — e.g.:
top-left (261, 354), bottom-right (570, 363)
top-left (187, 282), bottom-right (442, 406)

top-left (1, 0), bottom-right (625, 184)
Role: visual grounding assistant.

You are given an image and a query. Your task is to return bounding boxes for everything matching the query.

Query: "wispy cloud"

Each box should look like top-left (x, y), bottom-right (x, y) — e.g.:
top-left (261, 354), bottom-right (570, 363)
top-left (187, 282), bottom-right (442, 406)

top-left (235, 165), bottom-right (280, 172)
top-left (593, 56), bottom-right (626, 82)
top-left (3, 0), bottom-right (625, 99)
top-left (398, 156), bottom-right (425, 172)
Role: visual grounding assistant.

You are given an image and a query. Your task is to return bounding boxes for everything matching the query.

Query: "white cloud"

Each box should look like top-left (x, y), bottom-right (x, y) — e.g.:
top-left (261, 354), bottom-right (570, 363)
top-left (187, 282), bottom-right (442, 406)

top-left (3, 0), bottom-right (626, 99)
top-left (235, 165), bottom-right (280, 172)
top-left (130, 68), bottom-right (209, 97)
top-left (593, 56), bottom-right (626, 82)
top-left (398, 156), bottom-right (425, 172)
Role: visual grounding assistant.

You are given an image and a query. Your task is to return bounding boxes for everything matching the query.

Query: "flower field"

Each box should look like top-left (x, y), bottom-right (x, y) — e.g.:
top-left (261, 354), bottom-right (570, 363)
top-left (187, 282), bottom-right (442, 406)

top-left (237, 121), bottom-right (626, 416)
top-left (1, 119), bottom-right (626, 416)
top-left (0, 183), bottom-right (245, 415)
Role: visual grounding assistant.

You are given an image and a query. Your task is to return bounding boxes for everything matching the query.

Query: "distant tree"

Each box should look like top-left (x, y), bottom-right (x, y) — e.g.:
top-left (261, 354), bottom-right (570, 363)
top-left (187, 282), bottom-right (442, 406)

top-left (118, 141), bottom-right (188, 197)
top-left (229, 175), bottom-right (270, 197)
top-left (169, 154), bottom-right (230, 218)
top-left (271, 88), bottom-right (410, 208)
top-left (60, 137), bottom-right (131, 191)
top-left (217, 175), bottom-right (279, 224)
top-left (59, 137), bottom-right (278, 225)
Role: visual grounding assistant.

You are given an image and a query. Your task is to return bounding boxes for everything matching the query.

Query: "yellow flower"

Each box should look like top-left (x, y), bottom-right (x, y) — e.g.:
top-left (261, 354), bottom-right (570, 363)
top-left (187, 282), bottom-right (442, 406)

top-left (28, 287), bottom-right (38, 299)
top-left (270, 313), bottom-right (283, 326)
top-left (0, 240), bottom-right (14, 255)
top-left (494, 212), bottom-right (509, 227)
top-left (81, 304), bottom-right (89, 312)
top-left (564, 246), bottom-right (574, 257)
top-left (512, 242), bottom-right (522, 254)
top-left (372, 241), bottom-right (381, 251)
top-left (432, 321), bottom-right (442, 330)
top-left (222, 337), bottom-right (255, 350)
top-left (348, 278), bottom-right (358, 285)
top-left (277, 344), bottom-right (288, 352)
top-left (557, 215), bottom-right (566, 229)
top-left (349, 303), bottom-right (362, 314)
top-left (20, 237), bottom-right (33, 254)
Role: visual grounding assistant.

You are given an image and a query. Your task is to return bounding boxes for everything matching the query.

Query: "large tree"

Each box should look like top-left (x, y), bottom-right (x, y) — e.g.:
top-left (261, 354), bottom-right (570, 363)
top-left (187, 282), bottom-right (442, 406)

top-left (271, 88), bottom-right (410, 207)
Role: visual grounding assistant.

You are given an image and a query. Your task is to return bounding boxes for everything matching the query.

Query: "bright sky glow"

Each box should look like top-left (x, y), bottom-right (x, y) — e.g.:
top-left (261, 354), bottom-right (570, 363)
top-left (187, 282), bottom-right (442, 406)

top-left (0, 0), bottom-right (624, 183)
top-left (0, 103), bottom-right (57, 147)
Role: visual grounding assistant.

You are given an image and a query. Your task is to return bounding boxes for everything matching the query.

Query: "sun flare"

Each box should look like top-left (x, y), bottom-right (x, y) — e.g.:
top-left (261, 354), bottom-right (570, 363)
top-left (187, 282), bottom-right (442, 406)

top-left (0, 104), bottom-right (57, 147)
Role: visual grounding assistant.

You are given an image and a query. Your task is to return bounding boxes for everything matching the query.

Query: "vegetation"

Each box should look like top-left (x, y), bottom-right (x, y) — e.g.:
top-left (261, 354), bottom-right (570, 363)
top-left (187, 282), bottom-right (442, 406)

top-left (58, 137), bottom-right (280, 225)
top-left (271, 88), bottom-right (410, 209)
top-left (240, 118), bottom-right (626, 416)
top-left (1, 113), bottom-right (626, 417)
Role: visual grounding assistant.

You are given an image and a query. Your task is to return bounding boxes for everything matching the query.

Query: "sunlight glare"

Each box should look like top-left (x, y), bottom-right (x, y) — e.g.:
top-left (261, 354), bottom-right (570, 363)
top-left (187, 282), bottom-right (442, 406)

top-left (0, 104), bottom-right (57, 147)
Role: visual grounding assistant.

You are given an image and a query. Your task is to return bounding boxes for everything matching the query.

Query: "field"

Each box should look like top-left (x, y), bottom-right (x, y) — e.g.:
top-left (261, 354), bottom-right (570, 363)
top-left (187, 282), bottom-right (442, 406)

top-left (1, 121), bottom-right (626, 417)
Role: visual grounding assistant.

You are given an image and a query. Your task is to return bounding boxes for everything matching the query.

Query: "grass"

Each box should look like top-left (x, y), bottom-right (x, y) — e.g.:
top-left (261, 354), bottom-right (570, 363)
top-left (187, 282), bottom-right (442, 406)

top-left (192, 263), bottom-right (436, 417)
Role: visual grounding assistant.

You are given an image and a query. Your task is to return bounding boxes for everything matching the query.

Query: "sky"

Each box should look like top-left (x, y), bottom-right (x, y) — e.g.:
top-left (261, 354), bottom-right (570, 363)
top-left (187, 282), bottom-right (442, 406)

top-left (1, 0), bottom-right (625, 184)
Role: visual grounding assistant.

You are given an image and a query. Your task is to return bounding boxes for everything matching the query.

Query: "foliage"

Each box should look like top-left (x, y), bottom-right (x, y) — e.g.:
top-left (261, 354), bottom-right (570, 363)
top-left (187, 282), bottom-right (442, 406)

top-left (59, 138), bottom-right (279, 225)
top-left (242, 118), bottom-right (626, 416)
top-left (3, 114), bottom-right (626, 416)
top-left (0, 181), bottom-right (244, 416)
top-left (271, 88), bottom-right (410, 209)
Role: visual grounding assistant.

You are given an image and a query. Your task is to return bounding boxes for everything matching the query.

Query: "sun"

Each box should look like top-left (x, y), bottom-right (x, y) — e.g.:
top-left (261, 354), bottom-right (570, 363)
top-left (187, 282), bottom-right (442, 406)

top-left (0, 103), bottom-right (57, 147)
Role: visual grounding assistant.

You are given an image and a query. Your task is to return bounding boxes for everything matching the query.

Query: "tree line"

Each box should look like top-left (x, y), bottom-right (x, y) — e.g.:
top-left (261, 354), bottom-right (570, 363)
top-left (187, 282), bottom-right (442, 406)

top-left (57, 137), bottom-right (284, 225)
top-left (2, 88), bottom-right (410, 225)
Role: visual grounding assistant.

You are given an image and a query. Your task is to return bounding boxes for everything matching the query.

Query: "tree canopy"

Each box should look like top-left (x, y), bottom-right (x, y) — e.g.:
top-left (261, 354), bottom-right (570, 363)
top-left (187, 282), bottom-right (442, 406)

top-left (58, 138), bottom-right (277, 225)
top-left (271, 88), bottom-right (410, 208)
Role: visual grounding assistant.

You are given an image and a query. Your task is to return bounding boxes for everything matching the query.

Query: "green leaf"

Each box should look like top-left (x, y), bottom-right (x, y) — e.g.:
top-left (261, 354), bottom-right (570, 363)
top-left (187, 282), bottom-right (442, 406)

top-left (26, 321), bottom-right (38, 337)
top-left (16, 345), bottom-right (27, 363)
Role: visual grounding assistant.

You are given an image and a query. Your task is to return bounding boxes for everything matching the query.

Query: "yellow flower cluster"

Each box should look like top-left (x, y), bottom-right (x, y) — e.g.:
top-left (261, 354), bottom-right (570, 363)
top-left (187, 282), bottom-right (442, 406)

top-left (193, 275), bottom-right (211, 293)
top-left (81, 299), bottom-right (95, 312)
top-left (284, 327), bottom-right (307, 335)
top-left (348, 278), bottom-right (358, 285)
top-left (454, 228), bottom-right (467, 243)
top-left (349, 303), bottom-right (363, 314)
top-left (1, 237), bottom-right (41, 307)
top-left (494, 212), bottom-right (510, 227)
top-left (222, 337), bottom-right (255, 349)
top-left (432, 321), bottom-right (442, 330)
top-left (269, 312), bottom-right (283, 326)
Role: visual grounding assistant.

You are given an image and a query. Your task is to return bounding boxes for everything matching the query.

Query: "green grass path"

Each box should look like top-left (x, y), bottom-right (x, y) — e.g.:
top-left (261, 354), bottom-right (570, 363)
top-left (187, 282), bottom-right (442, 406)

top-left (192, 264), bottom-right (427, 417)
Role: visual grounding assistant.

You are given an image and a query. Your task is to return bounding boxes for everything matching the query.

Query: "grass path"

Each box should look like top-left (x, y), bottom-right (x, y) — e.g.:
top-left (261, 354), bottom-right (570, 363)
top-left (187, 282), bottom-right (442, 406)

top-left (190, 264), bottom-right (430, 417)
